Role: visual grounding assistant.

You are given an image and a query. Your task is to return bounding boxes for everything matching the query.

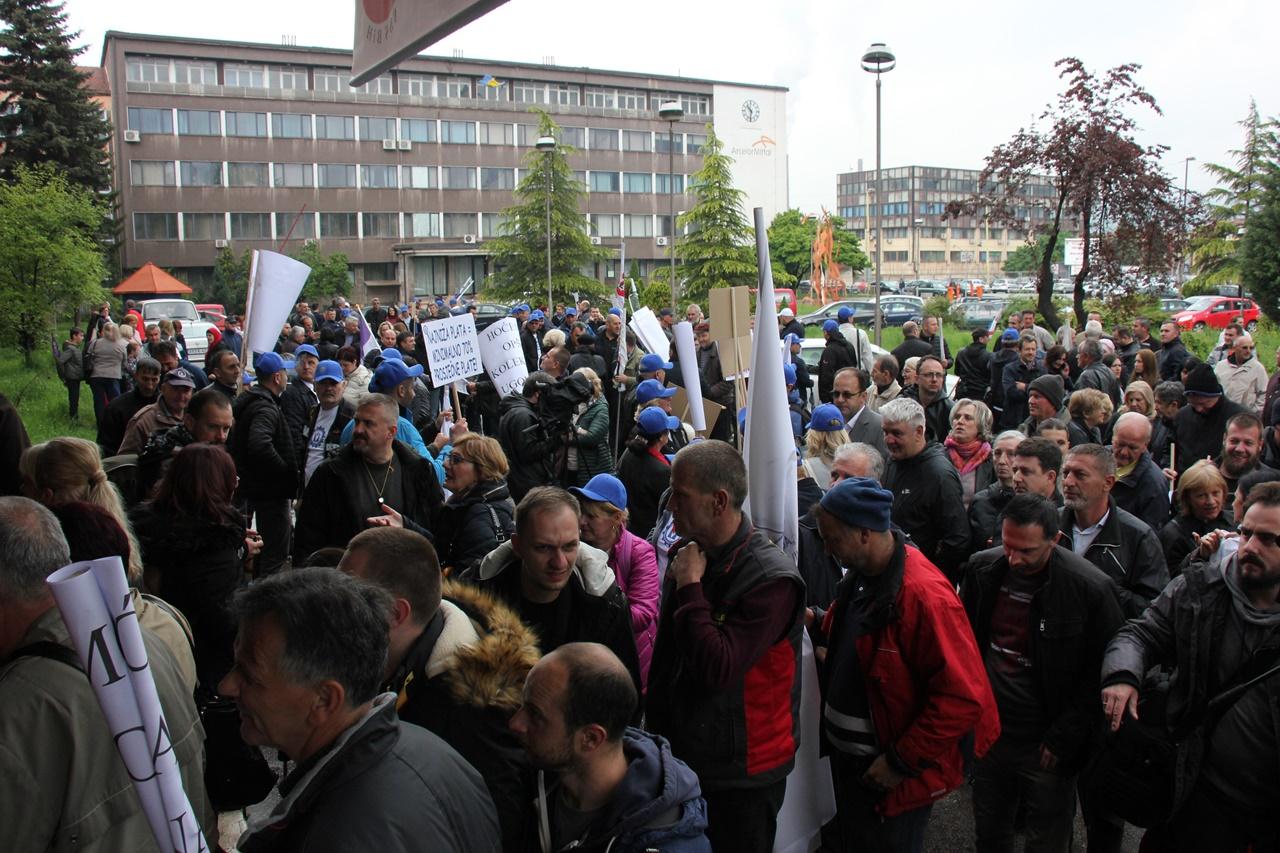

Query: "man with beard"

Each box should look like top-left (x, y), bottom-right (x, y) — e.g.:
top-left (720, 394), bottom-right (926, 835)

top-left (206, 349), bottom-right (242, 402)
top-left (1102, 481), bottom-right (1280, 853)
top-left (1057, 444), bottom-right (1167, 619)
top-left (970, 430), bottom-right (1025, 550)
top-left (1217, 412), bottom-right (1276, 494)
top-left (1215, 332), bottom-right (1268, 413)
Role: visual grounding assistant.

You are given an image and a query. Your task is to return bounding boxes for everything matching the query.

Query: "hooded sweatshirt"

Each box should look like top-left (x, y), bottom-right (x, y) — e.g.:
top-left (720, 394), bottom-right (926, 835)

top-left (531, 728), bottom-right (710, 853)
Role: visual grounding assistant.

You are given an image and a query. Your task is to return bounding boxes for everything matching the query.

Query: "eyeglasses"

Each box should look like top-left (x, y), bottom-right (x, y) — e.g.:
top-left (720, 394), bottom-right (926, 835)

top-left (1239, 525), bottom-right (1280, 548)
top-left (831, 390), bottom-right (864, 399)
top-left (444, 453), bottom-right (472, 466)
top-left (919, 371), bottom-right (945, 380)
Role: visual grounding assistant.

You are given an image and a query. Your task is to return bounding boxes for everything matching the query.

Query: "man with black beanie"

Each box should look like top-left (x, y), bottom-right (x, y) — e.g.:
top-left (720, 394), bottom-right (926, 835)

top-left (1173, 363), bottom-right (1248, 477)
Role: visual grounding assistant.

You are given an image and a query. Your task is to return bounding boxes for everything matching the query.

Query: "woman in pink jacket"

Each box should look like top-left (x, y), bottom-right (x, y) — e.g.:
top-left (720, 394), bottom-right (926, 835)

top-left (570, 473), bottom-right (660, 690)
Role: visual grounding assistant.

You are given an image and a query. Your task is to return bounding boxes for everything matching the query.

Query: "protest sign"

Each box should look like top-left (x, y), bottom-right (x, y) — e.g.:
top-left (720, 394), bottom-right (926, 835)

top-left (671, 321), bottom-right (707, 431)
top-left (422, 312), bottom-right (482, 388)
top-left (710, 286), bottom-right (753, 379)
top-left (243, 250), bottom-right (311, 361)
top-left (627, 307), bottom-right (668, 356)
top-left (670, 386), bottom-right (723, 437)
top-left (478, 317), bottom-right (528, 397)
top-left (46, 557), bottom-right (208, 853)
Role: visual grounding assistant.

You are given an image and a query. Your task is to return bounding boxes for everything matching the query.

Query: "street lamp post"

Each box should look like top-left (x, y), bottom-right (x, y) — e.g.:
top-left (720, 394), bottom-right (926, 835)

top-left (659, 101), bottom-right (684, 310)
top-left (913, 217), bottom-right (923, 279)
top-left (861, 42), bottom-right (896, 345)
top-left (1178, 155), bottom-right (1195, 291)
top-left (536, 135), bottom-right (557, 311)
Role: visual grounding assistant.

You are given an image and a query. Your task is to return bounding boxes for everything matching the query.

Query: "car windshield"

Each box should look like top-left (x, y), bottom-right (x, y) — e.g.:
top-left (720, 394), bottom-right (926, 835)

top-left (1183, 296), bottom-right (1218, 311)
top-left (143, 302), bottom-right (198, 322)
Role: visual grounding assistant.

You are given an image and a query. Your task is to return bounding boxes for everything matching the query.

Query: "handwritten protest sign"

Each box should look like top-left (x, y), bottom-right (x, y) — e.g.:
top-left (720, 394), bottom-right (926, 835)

top-left (46, 557), bottom-right (208, 853)
top-left (423, 313), bottom-right (483, 388)
top-left (478, 318), bottom-right (529, 397)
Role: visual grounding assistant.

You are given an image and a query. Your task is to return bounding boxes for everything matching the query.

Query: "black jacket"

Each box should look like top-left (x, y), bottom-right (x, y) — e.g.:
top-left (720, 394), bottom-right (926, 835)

top-left (1057, 498), bottom-right (1168, 619)
top-left (568, 346), bottom-right (608, 378)
top-left (1075, 361), bottom-right (1121, 408)
top-left (986, 346), bottom-right (1019, 414)
top-left (1111, 451), bottom-right (1171, 533)
top-left (962, 544), bottom-right (1125, 771)
top-left (817, 335), bottom-right (857, 404)
top-left (279, 377), bottom-right (319, 453)
top-left (797, 509), bottom-right (842, 609)
top-left (299, 400), bottom-right (355, 481)
top-left (890, 336), bottom-right (933, 370)
top-left (883, 442), bottom-right (971, 580)
top-left (1158, 337), bottom-right (1190, 382)
top-left (228, 385), bottom-right (297, 501)
top-left (1001, 357), bottom-right (1044, 429)
top-left (1067, 416), bottom-right (1100, 448)
top-left (389, 580), bottom-right (539, 852)
top-left (617, 439), bottom-right (672, 539)
top-left (1158, 512), bottom-right (1234, 573)
top-left (955, 341), bottom-right (992, 400)
top-left (434, 481), bottom-right (515, 575)
top-left (901, 385), bottom-right (955, 444)
top-left (520, 325), bottom-right (542, 373)
top-left (497, 394), bottom-right (553, 503)
top-left (779, 318), bottom-right (805, 340)
top-left (293, 441), bottom-right (443, 560)
top-left (968, 483), bottom-right (1015, 551)
top-left (1172, 396), bottom-right (1249, 475)
top-left (97, 388), bottom-right (158, 456)
top-left (238, 697), bottom-right (500, 853)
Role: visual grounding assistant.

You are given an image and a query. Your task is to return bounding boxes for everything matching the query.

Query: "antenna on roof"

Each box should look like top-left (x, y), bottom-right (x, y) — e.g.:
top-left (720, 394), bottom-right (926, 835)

top-left (542, 55), bottom-right (555, 66)
top-left (281, 34), bottom-right (296, 46)
top-left (452, 48), bottom-right (464, 59)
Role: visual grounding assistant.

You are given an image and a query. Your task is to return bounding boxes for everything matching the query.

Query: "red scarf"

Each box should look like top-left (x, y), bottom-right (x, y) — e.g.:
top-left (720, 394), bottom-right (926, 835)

top-left (647, 446), bottom-right (670, 466)
top-left (945, 436), bottom-right (991, 475)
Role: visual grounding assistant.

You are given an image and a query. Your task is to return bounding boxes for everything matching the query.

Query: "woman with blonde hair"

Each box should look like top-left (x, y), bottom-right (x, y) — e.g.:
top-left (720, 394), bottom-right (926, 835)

top-left (434, 433), bottom-right (515, 575)
top-left (1066, 387), bottom-right (1113, 447)
top-left (86, 321), bottom-right (128, 421)
top-left (803, 403), bottom-right (850, 491)
top-left (119, 312), bottom-right (140, 343)
top-left (542, 327), bottom-right (566, 350)
top-left (946, 398), bottom-right (995, 509)
top-left (1159, 459), bottom-right (1233, 570)
top-left (569, 367), bottom-right (614, 484)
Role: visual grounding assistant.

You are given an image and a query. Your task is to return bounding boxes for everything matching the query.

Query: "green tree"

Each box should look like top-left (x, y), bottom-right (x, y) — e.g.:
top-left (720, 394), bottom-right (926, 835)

top-left (213, 247), bottom-right (252, 313)
top-left (1002, 233), bottom-right (1068, 273)
top-left (1240, 167), bottom-right (1280, 325)
top-left (0, 0), bottom-right (112, 191)
top-left (290, 241), bottom-right (352, 305)
top-left (667, 126), bottom-right (756, 305)
top-left (1187, 101), bottom-right (1279, 295)
top-left (487, 110), bottom-right (608, 305)
top-left (766, 209), bottom-right (868, 287)
top-left (0, 165), bottom-right (108, 364)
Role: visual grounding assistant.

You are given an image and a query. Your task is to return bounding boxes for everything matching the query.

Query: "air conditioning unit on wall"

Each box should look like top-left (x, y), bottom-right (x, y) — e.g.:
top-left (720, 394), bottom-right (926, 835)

top-left (656, 236), bottom-right (669, 246)
top-left (397, 139), bottom-right (412, 151)
top-left (590, 236), bottom-right (602, 245)
top-left (214, 239), bottom-right (228, 248)
top-left (381, 139), bottom-right (396, 150)
top-left (123, 129), bottom-right (141, 143)
top-left (463, 234), bottom-right (478, 244)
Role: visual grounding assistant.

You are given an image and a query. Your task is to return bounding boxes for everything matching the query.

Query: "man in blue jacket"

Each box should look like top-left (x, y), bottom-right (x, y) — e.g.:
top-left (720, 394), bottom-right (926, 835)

top-left (510, 642), bottom-right (710, 853)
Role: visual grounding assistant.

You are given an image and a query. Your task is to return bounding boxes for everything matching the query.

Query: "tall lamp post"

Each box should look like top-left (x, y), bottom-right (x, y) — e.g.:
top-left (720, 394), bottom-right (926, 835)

top-left (1177, 155), bottom-right (1195, 291)
top-left (536, 135), bottom-right (557, 310)
top-left (861, 42), bottom-right (896, 344)
top-left (659, 101), bottom-right (685, 310)
top-left (912, 217), bottom-right (924, 279)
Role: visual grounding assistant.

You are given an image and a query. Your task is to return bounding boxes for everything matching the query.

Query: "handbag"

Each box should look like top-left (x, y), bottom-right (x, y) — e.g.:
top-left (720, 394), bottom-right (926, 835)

top-left (1086, 645), bottom-right (1280, 828)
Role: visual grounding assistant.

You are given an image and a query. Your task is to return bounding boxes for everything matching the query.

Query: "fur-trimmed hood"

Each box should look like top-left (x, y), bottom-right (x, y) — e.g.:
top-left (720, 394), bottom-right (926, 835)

top-left (430, 579), bottom-right (541, 712)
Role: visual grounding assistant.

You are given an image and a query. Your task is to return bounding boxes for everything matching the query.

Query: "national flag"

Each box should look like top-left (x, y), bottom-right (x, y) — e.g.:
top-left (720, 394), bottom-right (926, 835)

top-left (480, 74), bottom-right (504, 88)
top-left (613, 246), bottom-right (627, 377)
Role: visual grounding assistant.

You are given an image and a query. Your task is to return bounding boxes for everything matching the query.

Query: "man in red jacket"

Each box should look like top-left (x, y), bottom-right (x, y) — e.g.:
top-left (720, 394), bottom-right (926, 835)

top-left (814, 477), bottom-right (1000, 852)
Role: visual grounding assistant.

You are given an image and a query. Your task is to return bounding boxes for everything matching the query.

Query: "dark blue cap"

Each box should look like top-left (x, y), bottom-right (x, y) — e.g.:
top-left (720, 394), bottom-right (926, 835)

top-left (820, 477), bottom-right (894, 532)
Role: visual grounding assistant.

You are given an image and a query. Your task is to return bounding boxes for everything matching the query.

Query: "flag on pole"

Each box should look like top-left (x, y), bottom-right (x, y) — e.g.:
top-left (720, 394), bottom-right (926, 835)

top-left (743, 208), bottom-right (798, 560)
top-left (354, 308), bottom-right (379, 359)
top-left (613, 246), bottom-right (628, 378)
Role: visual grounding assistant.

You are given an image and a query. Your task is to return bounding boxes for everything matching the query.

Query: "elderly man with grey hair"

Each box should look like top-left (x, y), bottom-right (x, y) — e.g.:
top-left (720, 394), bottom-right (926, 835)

top-left (0, 496), bottom-right (216, 850)
top-left (880, 398), bottom-right (971, 580)
top-left (220, 567), bottom-right (500, 851)
top-left (1215, 332), bottom-right (1269, 413)
top-left (1074, 338), bottom-right (1121, 408)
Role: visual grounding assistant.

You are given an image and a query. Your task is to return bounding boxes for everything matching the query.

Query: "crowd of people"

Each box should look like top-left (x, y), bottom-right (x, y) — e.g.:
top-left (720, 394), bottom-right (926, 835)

top-left (2, 293), bottom-right (1280, 853)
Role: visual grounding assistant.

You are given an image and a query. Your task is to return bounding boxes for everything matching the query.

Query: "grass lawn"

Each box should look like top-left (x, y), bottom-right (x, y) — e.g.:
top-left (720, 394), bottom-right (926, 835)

top-left (1, 345), bottom-right (96, 445)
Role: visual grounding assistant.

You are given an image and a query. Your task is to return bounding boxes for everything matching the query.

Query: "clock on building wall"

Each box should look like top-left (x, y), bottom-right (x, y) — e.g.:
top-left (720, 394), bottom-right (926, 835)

top-left (741, 99), bottom-right (761, 123)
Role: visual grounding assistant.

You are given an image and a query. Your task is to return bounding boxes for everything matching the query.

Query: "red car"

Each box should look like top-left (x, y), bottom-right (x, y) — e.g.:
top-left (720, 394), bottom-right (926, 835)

top-left (196, 303), bottom-right (227, 331)
top-left (1172, 296), bottom-right (1260, 332)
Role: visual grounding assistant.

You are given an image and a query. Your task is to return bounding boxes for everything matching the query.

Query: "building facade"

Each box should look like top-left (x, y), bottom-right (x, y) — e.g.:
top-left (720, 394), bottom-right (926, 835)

top-left (836, 165), bottom-right (1061, 283)
top-left (101, 32), bottom-right (788, 303)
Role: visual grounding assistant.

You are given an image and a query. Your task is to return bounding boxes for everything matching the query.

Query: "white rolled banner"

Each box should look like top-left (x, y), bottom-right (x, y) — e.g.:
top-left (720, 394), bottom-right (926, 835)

top-left (423, 312), bottom-right (483, 389)
top-left (46, 557), bottom-right (207, 853)
top-left (672, 321), bottom-right (706, 431)
top-left (245, 250), bottom-right (311, 358)
top-left (478, 318), bottom-right (529, 397)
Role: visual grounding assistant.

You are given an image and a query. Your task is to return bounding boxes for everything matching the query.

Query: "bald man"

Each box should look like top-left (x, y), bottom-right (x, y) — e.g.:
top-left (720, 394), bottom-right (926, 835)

top-left (1109, 411), bottom-right (1172, 534)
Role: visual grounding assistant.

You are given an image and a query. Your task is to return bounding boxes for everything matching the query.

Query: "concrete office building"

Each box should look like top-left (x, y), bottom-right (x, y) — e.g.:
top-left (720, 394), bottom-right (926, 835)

top-left (836, 165), bottom-right (1062, 283)
top-left (102, 31), bottom-right (788, 304)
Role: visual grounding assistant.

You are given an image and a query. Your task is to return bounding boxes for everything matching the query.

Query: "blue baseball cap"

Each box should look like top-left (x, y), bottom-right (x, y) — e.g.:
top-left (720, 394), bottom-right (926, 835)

top-left (315, 360), bottom-right (344, 383)
top-left (822, 319), bottom-right (840, 334)
top-left (636, 379), bottom-right (678, 404)
top-left (637, 407), bottom-right (679, 437)
top-left (529, 309), bottom-right (545, 321)
top-left (783, 363), bottom-right (797, 385)
top-left (569, 473), bottom-right (628, 510)
top-left (254, 351), bottom-right (286, 377)
top-left (294, 344), bottom-right (319, 360)
top-left (639, 353), bottom-right (674, 374)
top-left (807, 403), bottom-right (847, 432)
top-left (784, 333), bottom-right (801, 348)
top-left (837, 307), bottom-right (853, 322)
top-left (821, 477), bottom-right (894, 532)
top-left (565, 307), bottom-right (578, 317)
top-left (370, 358), bottom-right (423, 392)
top-left (380, 347), bottom-right (404, 362)
top-left (1001, 328), bottom-right (1021, 343)
top-left (518, 303), bottom-right (531, 313)
top-left (608, 307), bottom-right (622, 317)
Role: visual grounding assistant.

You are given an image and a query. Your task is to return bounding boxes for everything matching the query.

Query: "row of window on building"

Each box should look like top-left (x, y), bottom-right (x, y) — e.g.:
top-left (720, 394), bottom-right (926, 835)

top-left (877, 250), bottom-right (1006, 263)
top-left (128, 159), bottom-right (689, 194)
top-left (124, 108), bottom-right (707, 154)
top-left (839, 202), bottom-right (1051, 225)
top-left (125, 56), bottom-right (713, 115)
top-left (132, 210), bottom-right (683, 242)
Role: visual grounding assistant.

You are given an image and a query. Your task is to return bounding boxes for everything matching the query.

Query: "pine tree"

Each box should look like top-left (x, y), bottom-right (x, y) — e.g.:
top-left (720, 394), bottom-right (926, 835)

top-left (487, 110), bottom-right (608, 305)
top-left (1240, 165), bottom-right (1280, 325)
top-left (666, 127), bottom-right (756, 306)
top-left (0, 0), bottom-right (112, 191)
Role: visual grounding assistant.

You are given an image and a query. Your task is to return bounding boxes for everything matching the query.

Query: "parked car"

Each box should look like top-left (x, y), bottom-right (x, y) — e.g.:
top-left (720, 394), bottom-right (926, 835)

top-left (140, 298), bottom-right (216, 365)
top-left (958, 299), bottom-right (1009, 331)
top-left (1159, 297), bottom-right (1190, 314)
top-left (797, 338), bottom-right (956, 408)
top-left (196, 303), bottom-right (227, 331)
top-left (798, 295), bottom-right (925, 330)
top-left (1171, 295), bottom-right (1260, 332)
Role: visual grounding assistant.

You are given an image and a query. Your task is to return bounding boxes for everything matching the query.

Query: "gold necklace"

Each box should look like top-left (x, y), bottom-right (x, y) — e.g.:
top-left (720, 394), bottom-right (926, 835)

top-left (363, 459), bottom-right (395, 505)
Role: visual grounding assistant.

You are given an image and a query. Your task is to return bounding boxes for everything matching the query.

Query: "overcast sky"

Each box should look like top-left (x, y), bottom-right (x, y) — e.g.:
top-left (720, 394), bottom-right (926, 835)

top-left (64, 0), bottom-right (1277, 213)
